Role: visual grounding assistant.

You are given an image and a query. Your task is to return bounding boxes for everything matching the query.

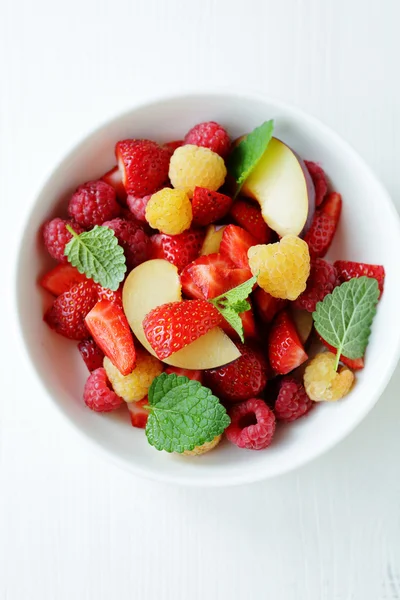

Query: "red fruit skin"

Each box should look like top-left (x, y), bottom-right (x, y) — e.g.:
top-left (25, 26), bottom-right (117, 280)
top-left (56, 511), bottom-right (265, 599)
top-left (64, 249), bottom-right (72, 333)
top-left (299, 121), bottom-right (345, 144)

top-left (268, 310), bottom-right (308, 375)
top-left (226, 398), bottom-right (276, 450)
top-left (68, 180), bottom-right (121, 228)
top-left (318, 335), bottom-right (365, 370)
top-left (83, 367), bottom-right (124, 412)
top-left (204, 342), bottom-right (268, 403)
top-left (44, 280), bottom-right (98, 340)
top-left (78, 338), bottom-right (105, 372)
top-left (191, 187), bottom-right (233, 227)
top-left (230, 199), bottom-right (272, 244)
top-left (143, 300), bottom-right (222, 360)
top-left (184, 121), bottom-right (231, 158)
top-left (85, 300), bottom-right (136, 376)
top-left (126, 194), bottom-right (152, 223)
top-left (42, 218), bottom-right (85, 263)
top-left (220, 305), bottom-right (258, 341)
top-left (253, 287), bottom-right (287, 324)
top-left (304, 192), bottom-right (342, 258)
top-left (116, 139), bottom-right (170, 196)
top-left (164, 140), bottom-right (184, 154)
top-left (102, 217), bottom-right (150, 269)
top-left (40, 264), bottom-right (88, 296)
top-left (127, 398), bottom-right (150, 428)
top-left (219, 224), bottom-right (258, 271)
top-left (164, 366), bottom-right (203, 383)
top-left (150, 229), bottom-right (204, 273)
top-left (101, 166), bottom-right (127, 204)
top-left (274, 377), bottom-right (313, 422)
top-left (334, 260), bottom-right (385, 297)
top-left (305, 161), bottom-right (328, 207)
top-left (294, 258), bottom-right (338, 312)
top-left (95, 286), bottom-right (123, 310)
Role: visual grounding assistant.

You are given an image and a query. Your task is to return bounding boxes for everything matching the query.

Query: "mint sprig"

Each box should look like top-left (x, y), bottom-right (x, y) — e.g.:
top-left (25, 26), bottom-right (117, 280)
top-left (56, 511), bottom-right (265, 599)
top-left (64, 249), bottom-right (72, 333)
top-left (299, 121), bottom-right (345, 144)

top-left (313, 277), bottom-right (380, 370)
top-left (227, 120), bottom-right (274, 197)
top-left (145, 373), bottom-right (230, 453)
top-left (64, 225), bottom-right (126, 291)
top-left (209, 275), bottom-right (257, 342)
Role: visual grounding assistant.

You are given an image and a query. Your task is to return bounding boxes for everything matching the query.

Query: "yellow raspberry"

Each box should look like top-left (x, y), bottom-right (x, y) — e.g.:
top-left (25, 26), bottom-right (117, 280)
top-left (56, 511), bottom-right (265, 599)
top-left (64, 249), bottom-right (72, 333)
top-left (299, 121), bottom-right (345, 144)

top-left (104, 348), bottom-right (163, 402)
top-left (169, 145), bottom-right (227, 198)
top-left (182, 435), bottom-right (222, 456)
top-left (145, 187), bottom-right (192, 235)
top-left (248, 235), bottom-right (310, 300)
top-left (304, 352), bottom-right (355, 402)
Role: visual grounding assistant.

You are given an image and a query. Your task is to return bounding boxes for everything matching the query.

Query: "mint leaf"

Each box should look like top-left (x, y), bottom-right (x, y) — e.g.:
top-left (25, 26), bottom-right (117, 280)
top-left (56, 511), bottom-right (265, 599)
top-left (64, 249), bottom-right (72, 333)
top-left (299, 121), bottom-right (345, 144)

top-left (145, 374), bottom-right (230, 453)
top-left (227, 120), bottom-right (274, 196)
top-left (64, 225), bottom-right (126, 291)
top-left (313, 277), bottom-right (380, 369)
top-left (210, 275), bottom-right (257, 341)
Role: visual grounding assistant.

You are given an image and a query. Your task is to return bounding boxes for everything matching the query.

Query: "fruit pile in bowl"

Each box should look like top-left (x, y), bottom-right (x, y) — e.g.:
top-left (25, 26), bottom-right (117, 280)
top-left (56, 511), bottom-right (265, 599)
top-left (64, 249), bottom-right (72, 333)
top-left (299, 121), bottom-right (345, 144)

top-left (38, 115), bottom-right (385, 458)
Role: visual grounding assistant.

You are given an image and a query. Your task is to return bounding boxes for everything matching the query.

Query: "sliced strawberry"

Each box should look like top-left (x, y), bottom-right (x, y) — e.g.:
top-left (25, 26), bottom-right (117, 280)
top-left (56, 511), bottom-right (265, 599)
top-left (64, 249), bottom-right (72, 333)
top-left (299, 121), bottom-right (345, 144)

top-left (268, 310), bottom-right (308, 375)
top-left (304, 192), bottom-right (342, 258)
top-left (318, 335), bottom-right (365, 370)
top-left (78, 338), bottom-right (105, 372)
top-left (44, 280), bottom-right (98, 340)
top-left (220, 304), bottom-right (258, 340)
top-left (40, 264), bottom-right (89, 296)
top-left (304, 161), bottom-right (328, 207)
top-left (230, 199), bottom-right (272, 244)
top-left (219, 224), bottom-right (258, 270)
top-left (101, 166), bottom-right (127, 203)
top-left (127, 398), bottom-right (149, 429)
top-left (334, 260), bottom-right (385, 297)
top-left (151, 229), bottom-right (205, 273)
top-left (181, 253), bottom-right (235, 298)
top-left (191, 187), bottom-right (233, 227)
top-left (85, 300), bottom-right (136, 376)
top-left (253, 287), bottom-right (287, 323)
top-left (164, 366), bottom-right (203, 383)
top-left (115, 139), bottom-right (170, 196)
top-left (143, 299), bottom-right (222, 360)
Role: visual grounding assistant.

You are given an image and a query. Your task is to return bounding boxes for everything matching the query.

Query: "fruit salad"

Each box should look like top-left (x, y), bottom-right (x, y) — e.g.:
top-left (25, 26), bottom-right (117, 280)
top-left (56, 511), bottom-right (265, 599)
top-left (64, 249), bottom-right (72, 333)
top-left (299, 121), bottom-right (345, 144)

top-left (39, 119), bottom-right (385, 456)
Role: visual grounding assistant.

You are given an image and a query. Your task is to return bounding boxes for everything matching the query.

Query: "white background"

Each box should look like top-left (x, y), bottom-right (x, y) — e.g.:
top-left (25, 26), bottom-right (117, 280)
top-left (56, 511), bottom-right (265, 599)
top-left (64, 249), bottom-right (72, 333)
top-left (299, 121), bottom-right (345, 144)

top-left (1, 0), bottom-right (400, 598)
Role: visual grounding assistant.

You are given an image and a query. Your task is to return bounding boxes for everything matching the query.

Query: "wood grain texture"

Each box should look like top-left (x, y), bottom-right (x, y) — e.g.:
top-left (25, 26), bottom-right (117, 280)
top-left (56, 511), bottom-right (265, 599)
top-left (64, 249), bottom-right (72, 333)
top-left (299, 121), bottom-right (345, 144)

top-left (1, 0), bottom-right (400, 598)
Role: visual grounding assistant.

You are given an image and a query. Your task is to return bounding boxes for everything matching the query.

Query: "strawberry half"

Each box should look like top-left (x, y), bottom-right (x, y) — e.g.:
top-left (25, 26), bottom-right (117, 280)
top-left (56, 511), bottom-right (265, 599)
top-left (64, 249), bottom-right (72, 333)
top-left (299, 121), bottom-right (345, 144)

top-left (230, 199), bottom-right (272, 244)
top-left (143, 299), bottom-right (222, 360)
top-left (334, 260), bottom-right (385, 297)
top-left (151, 229), bottom-right (204, 273)
top-left (127, 398), bottom-right (150, 429)
top-left (85, 300), bottom-right (136, 376)
top-left (268, 310), bottom-right (308, 375)
top-left (40, 264), bottom-right (89, 296)
top-left (304, 192), bottom-right (342, 258)
top-left (253, 287), bottom-right (287, 324)
top-left (115, 139), bottom-right (170, 197)
top-left (219, 224), bottom-right (258, 271)
top-left (101, 165), bottom-right (127, 203)
top-left (191, 187), bottom-right (233, 227)
top-left (318, 335), bottom-right (365, 370)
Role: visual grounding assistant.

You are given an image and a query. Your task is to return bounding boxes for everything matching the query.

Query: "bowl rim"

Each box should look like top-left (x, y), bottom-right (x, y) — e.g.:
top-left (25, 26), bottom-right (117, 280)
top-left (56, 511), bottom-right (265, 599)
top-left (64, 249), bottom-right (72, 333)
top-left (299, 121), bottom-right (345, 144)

top-left (14, 89), bottom-right (400, 486)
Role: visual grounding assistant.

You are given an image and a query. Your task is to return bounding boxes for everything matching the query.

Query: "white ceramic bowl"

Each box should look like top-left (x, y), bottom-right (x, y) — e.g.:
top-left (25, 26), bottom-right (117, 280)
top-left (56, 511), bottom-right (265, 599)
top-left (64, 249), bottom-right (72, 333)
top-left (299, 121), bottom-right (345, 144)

top-left (16, 92), bottom-right (400, 486)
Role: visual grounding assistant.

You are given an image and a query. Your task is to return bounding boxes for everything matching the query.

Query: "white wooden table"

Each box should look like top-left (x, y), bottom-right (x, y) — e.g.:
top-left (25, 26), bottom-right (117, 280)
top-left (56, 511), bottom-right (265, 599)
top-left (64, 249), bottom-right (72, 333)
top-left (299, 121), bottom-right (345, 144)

top-left (1, 0), bottom-right (400, 598)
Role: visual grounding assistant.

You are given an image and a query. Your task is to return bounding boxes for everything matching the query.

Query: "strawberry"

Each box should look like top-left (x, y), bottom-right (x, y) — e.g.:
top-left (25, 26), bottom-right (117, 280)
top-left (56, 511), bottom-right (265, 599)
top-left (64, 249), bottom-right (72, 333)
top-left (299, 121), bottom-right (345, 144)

top-left (318, 335), bottom-right (365, 370)
top-left (230, 199), bottom-right (272, 244)
top-left (164, 366), bottom-right (203, 383)
top-left (219, 224), bottom-right (257, 271)
top-left (334, 260), bottom-right (385, 297)
top-left (268, 310), bottom-right (308, 375)
top-left (221, 303), bottom-right (258, 341)
top-left (85, 300), bottom-right (136, 376)
top-left (294, 258), bottom-right (338, 312)
top-left (191, 187), bottom-right (232, 227)
top-left (253, 287), bottom-right (287, 323)
top-left (127, 398), bottom-right (150, 428)
top-left (164, 140), bottom-right (184, 154)
top-left (95, 286), bottom-right (123, 309)
top-left (44, 280), bottom-right (98, 340)
top-left (143, 299), bottom-right (222, 360)
top-left (78, 338), bottom-right (105, 372)
top-left (304, 161), bottom-right (328, 207)
top-left (304, 192), bottom-right (342, 258)
top-left (40, 264), bottom-right (88, 296)
top-left (115, 139), bottom-right (170, 196)
top-left (150, 229), bottom-right (204, 272)
top-left (101, 165), bottom-right (127, 203)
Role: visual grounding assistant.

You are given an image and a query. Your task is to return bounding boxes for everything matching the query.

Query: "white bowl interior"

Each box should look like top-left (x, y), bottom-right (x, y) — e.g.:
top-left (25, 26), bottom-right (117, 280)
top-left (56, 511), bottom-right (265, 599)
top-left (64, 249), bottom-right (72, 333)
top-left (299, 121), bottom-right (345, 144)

top-left (16, 93), bottom-right (400, 485)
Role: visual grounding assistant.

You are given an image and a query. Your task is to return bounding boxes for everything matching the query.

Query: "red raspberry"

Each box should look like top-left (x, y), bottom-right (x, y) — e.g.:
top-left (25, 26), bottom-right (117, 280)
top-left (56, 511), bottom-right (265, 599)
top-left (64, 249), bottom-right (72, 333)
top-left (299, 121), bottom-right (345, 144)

top-left (103, 218), bottom-right (150, 269)
top-left (204, 343), bottom-right (268, 402)
top-left (42, 218), bottom-right (85, 263)
top-left (116, 139), bottom-right (171, 196)
top-left (44, 280), bottom-right (98, 340)
top-left (184, 121), bottom-right (231, 158)
top-left (226, 398), bottom-right (276, 450)
top-left (78, 338), bottom-right (105, 372)
top-left (126, 194), bottom-right (152, 223)
top-left (83, 367), bottom-right (124, 412)
top-left (305, 161), bottom-right (328, 207)
top-left (68, 180), bottom-right (120, 228)
top-left (274, 377), bottom-right (313, 422)
top-left (294, 258), bottom-right (338, 312)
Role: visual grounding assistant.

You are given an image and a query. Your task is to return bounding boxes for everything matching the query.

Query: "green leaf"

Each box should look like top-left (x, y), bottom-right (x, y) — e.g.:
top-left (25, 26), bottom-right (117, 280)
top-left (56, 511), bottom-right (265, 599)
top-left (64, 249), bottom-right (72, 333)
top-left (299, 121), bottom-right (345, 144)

top-left (209, 275), bottom-right (257, 341)
top-left (313, 277), bottom-right (380, 369)
top-left (145, 373), bottom-right (230, 453)
top-left (227, 120), bottom-right (274, 196)
top-left (64, 225), bottom-right (126, 291)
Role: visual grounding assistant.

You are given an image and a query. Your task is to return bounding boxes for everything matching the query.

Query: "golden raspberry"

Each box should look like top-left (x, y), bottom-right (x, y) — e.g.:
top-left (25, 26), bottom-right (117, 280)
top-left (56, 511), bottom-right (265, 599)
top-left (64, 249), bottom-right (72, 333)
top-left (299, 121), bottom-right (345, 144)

top-left (145, 188), bottom-right (192, 235)
top-left (304, 352), bottom-right (355, 402)
top-left (169, 145), bottom-right (227, 198)
top-left (104, 348), bottom-right (163, 402)
top-left (182, 435), bottom-right (222, 456)
top-left (248, 235), bottom-right (310, 300)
